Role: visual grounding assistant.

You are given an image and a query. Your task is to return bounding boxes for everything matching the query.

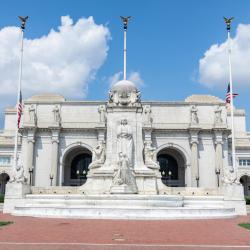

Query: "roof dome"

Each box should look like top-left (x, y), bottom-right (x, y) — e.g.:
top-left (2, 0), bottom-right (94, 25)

top-left (111, 80), bottom-right (137, 93)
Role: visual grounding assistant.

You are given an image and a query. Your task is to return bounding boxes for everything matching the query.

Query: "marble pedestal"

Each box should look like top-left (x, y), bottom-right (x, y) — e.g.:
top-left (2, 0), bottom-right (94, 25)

top-left (3, 182), bottom-right (31, 213)
top-left (220, 183), bottom-right (247, 215)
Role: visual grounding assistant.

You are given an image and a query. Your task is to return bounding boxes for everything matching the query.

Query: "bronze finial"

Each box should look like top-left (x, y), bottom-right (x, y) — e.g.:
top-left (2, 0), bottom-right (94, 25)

top-left (223, 17), bottom-right (234, 31)
top-left (120, 16), bottom-right (131, 30)
top-left (18, 16), bottom-right (29, 30)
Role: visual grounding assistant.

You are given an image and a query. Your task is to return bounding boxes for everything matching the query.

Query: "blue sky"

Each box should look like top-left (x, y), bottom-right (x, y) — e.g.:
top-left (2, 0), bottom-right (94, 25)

top-left (0, 0), bottom-right (250, 129)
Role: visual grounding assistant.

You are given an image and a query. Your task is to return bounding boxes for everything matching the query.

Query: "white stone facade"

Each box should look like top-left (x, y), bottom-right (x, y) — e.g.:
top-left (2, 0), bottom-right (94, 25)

top-left (0, 90), bottom-right (249, 195)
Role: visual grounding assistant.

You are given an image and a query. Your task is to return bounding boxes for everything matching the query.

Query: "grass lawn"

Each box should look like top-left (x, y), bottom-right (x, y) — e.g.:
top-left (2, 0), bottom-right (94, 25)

top-left (0, 221), bottom-right (13, 227)
top-left (239, 223), bottom-right (250, 230)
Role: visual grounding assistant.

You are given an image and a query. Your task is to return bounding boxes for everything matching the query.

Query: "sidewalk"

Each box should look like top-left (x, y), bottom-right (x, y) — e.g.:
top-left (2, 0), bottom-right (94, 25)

top-left (0, 213), bottom-right (249, 250)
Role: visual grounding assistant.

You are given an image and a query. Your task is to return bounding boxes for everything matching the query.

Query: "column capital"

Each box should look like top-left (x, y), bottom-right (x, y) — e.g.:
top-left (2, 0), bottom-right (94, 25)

top-left (27, 138), bottom-right (35, 144)
top-left (51, 138), bottom-right (59, 144)
top-left (189, 130), bottom-right (199, 145)
top-left (213, 129), bottom-right (224, 145)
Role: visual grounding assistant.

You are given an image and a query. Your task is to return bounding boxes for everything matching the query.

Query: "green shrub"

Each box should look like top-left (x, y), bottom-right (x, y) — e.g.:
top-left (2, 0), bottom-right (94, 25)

top-left (245, 196), bottom-right (250, 205)
top-left (0, 194), bottom-right (4, 203)
top-left (239, 223), bottom-right (250, 230)
top-left (0, 221), bottom-right (12, 227)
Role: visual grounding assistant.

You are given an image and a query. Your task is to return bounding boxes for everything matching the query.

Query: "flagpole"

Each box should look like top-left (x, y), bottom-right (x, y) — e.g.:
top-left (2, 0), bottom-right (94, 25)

top-left (120, 16), bottom-right (131, 80)
top-left (13, 17), bottom-right (28, 171)
top-left (224, 17), bottom-right (236, 173)
top-left (124, 25), bottom-right (127, 80)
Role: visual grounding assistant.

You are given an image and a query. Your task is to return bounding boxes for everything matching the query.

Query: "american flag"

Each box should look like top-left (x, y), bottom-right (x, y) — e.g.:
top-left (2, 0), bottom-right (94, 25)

top-left (226, 84), bottom-right (238, 104)
top-left (17, 91), bottom-right (23, 128)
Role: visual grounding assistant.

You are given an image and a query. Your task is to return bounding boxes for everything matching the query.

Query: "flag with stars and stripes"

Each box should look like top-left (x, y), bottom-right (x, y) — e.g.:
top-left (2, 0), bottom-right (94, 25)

top-left (226, 84), bottom-right (238, 104)
top-left (17, 91), bottom-right (23, 128)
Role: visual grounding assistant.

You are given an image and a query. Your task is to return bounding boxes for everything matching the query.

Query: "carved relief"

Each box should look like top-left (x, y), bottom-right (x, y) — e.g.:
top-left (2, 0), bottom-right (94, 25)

top-left (144, 142), bottom-right (159, 169)
top-left (89, 141), bottom-right (106, 169)
top-left (109, 90), bottom-right (140, 106)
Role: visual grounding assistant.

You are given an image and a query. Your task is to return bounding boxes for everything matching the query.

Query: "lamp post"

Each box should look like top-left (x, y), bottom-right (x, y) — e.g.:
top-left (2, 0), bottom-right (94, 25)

top-left (49, 173), bottom-right (54, 186)
top-left (196, 175), bottom-right (199, 187)
top-left (215, 169), bottom-right (220, 187)
top-left (28, 167), bottom-right (33, 186)
top-left (76, 170), bottom-right (80, 186)
top-left (168, 170), bottom-right (172, 186)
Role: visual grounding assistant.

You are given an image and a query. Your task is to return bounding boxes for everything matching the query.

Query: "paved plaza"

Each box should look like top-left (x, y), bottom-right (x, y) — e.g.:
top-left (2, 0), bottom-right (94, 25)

top-left (0, 213), bottom-right (250, 250)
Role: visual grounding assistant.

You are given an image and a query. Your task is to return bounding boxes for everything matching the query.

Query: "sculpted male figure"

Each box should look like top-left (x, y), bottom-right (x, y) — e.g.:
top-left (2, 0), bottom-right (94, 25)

top-left (52, 105), bottom-right (61, 124)
top-left (98, 105), bottom-right (106, 123)
top-left (29, 105), bottom-right (36, 124)
top-left (117, 119), bottom-right (133, 165)
top-left (190, 105), bottom-right (199, 125)
top-left (215, 105), bottom-right (223, 124)
top-left (89, 141), bottom-right (106, 169)
top-left (144, 142), bottom-right (159, 169)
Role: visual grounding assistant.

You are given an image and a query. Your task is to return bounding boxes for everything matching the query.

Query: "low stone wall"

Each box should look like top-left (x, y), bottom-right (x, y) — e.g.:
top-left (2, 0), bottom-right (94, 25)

top-left (31, 186), bottom-right (80, 194)
top-left (31, 186), bottom-right (220, 196)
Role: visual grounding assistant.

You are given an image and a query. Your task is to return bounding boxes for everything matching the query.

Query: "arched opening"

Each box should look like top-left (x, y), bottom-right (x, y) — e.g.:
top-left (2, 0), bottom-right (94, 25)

top-left (63, 146), bottom-right (92, 186)
top-left (157, 148), bottom-right (185, 187)
top-left (0, 173), bottom-right (10, 194)
top-left (240, 175), bottom-right (250, 196)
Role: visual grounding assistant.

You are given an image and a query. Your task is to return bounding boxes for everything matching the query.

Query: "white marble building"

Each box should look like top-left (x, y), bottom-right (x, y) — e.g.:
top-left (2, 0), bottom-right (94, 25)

top-left (0, 78), bottom-right (250, 195)
top-left (0, 78), bottom-right (249, 219)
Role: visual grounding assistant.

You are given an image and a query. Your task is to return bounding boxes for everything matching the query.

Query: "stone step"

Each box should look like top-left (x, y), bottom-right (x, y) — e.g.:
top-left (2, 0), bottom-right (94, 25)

top-left (184, 196), bottom-right (224, 208)
top-left (25, 194), bottom-right (225, 209)
top-left (13, 205), bottom-right (237, 220)
top-left (26, 194), bottom-right (182, 200)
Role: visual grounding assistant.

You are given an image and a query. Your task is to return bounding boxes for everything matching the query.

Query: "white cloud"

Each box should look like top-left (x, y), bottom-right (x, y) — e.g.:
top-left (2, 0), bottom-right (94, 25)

top-left (108, 71), bottom-right (144, 87)
top-left (0, 15), bottom-right (110, 99)
top-left (198, 23), bottom-right (250, 88)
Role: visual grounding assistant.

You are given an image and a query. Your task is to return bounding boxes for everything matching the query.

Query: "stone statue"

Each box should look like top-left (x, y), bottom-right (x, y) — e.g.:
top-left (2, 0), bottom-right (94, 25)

top-left (222, 168), bottom-right (240, 185)
top-left (144, 105), bottom-right (152, 125)
top-left (89, 141), bottom-right (106, 169)
top-left (215, 105), bottom-right (223, 125)
top-left (9, 155), bottom-right (27, 184)
top-left (29, 105), bottom-right (37, 124)
top-left (144, 142), bottom-right (159, 169)
top-left (190, 105), bottom-right (199, 125)
top-left (98, 105), bottom-right (106, 123)
top-left (112, 153), bottom-right (136, 187)
top-left (130, 91), bottom-right (139, 106)
top-left (52, 105), bottom-right (61, 124)
top-left (117, 119), bottom-right (133, 165)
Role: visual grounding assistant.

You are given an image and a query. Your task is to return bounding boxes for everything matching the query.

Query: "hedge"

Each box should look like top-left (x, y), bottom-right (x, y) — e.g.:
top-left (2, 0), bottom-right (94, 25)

top-left (0, 194), bottom-right (4, 203)
top-left (245, 196), bottom-right (250, 205)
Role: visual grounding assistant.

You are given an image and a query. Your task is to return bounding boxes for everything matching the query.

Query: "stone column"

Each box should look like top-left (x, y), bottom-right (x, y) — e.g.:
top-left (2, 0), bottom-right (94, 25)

top-left (26, 128), bottom-right (36, 185)
top-left (214, 130), bottom-right (224, 187)
top-left (189, 130), bottom-right (199, 187)
top-left (50, 129), bottom-right (60, 186)
top-left (185, 164), bottom-right (192, 187)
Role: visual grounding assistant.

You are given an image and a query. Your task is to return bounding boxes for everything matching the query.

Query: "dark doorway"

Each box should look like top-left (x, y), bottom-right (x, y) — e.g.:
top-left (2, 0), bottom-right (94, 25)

top-left (70, 153), bottom-right (92, 186)
top-left (157, 154), bottom-right (178, 187)
top-left (240, 175), bottom-right (250, 196)
top-left (0, 173), bottom-right (10, 194)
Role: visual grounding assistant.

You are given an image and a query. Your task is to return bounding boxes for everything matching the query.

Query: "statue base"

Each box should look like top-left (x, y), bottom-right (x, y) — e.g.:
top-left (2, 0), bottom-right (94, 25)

top-left (3, 182), bottom-right (31, 214)
top-left (220, 183), bottom-right (247, 215)
top-left (110, 184), bottom-right (138, 194)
